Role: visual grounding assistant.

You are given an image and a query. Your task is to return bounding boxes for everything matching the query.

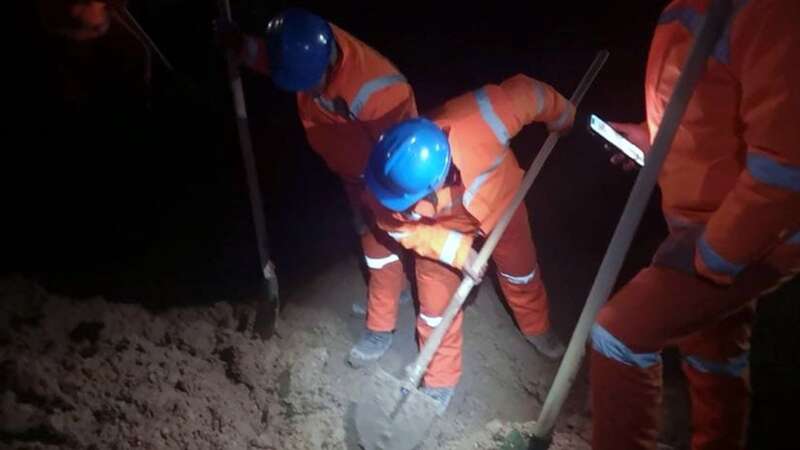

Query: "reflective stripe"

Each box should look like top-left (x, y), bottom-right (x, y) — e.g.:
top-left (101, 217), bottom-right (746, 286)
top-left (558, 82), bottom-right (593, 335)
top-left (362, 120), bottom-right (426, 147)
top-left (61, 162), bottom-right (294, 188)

top-left (463, 153), bottom-right (507, 207)
top-left (419, 313), bottom-right (443, 327)
top-left (657, 1), bottom-right (749, 64)
top-left (499, 270), bottom-right (536, 285)
top-left (664, 214), bottom-right (697, 231)
top-left (350, 74), bottom-right (407, 117)
top-left (440, 231), bottom-right (464, 266)
top-left (746, 152), bottom-right (800, 192)
top-left (388, 230), bottom-right (411, 241)
top-left (658, 7), bottom-right (705, 34)
top-left (532, 80), bottom-right (545, 116)
top-left (685, 352), bottom-right (749, 377)
top-left (550, 106), bottom-right (572, 130)
top-left (474, 88), bottom-right (510, 146)
top-left (697, 235), bottom-right (745, 277)
top-left (364, 254), bottom-right (400, 270)
top-left (787, 230), bottom-right (800, 245)
top-left (314, 95), bottom-right (337, 115)
top-left (591, 324), bottom-right (661, 368)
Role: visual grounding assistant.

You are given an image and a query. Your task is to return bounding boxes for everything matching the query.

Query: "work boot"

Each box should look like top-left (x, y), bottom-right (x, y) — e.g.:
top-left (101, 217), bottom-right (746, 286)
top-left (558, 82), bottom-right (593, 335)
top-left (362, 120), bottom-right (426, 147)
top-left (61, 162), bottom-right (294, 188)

top-left (526, 329), bottom-right (566, 360)
top-left (347, 330), bottom-right (392, 367)
top-left (420, 386), bottom-right (455, 416)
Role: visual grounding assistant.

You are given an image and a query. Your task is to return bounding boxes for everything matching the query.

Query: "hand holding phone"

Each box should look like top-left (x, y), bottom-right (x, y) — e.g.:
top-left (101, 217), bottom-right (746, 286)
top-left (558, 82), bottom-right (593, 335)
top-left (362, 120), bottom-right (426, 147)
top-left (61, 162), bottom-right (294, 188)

top-left (589, 115), bottom-right (647, 168)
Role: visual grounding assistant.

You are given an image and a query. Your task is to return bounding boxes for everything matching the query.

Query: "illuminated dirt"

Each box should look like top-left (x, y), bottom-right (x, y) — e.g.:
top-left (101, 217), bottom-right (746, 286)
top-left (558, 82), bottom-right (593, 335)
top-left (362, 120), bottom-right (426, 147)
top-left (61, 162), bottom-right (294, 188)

top-left (0, 270), bottom-right (591, 450)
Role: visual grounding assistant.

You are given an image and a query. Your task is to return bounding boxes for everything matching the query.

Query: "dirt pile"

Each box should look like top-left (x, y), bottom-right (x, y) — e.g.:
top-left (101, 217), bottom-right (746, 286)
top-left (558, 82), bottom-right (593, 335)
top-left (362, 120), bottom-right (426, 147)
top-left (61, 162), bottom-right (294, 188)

top-left (0, 273), bottom-right (597, 450)
top-left (0, 276), bottom-right (347, 450)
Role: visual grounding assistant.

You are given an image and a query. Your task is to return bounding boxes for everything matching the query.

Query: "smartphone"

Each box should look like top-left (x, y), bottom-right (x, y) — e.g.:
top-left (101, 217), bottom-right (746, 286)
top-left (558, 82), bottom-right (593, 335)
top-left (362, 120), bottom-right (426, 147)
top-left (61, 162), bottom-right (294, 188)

top-left (588, 114), bottom-right (645, 166)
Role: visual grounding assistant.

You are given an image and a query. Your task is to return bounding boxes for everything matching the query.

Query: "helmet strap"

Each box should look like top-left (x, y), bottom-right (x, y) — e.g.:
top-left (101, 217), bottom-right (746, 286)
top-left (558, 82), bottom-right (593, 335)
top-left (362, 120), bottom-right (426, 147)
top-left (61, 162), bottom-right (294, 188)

top-left (422, 191), bottom-right (439, 209)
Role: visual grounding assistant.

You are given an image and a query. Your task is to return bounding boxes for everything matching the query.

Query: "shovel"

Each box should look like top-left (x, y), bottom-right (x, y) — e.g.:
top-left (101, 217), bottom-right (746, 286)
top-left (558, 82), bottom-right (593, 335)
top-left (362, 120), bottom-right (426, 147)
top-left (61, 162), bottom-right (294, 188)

top-left (217, 0), bottom-right (280, 339)
top-left (355, 50), bottom-right (610, 450)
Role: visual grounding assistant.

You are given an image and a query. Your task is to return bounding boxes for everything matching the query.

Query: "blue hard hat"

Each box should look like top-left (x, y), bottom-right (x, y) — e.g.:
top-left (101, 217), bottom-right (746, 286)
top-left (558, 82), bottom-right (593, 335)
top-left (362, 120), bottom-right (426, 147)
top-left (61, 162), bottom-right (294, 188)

top-left (365, 118), bottom-right (452, 212)
top-left (265, 8), bottom-right (333, 92)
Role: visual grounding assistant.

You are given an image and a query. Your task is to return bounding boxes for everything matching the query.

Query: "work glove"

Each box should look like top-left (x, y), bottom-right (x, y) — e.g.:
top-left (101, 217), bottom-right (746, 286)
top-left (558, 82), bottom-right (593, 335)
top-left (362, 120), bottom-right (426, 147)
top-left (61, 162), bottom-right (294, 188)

top-left (606, 121), bottom-right (651, 171)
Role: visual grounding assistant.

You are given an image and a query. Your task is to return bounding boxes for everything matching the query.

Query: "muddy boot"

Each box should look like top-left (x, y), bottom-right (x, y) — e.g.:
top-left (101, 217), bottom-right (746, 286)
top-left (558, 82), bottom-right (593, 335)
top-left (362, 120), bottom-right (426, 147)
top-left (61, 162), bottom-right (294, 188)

top-left (419, 386), bottom-right (455, 416)
top-left (348, 330), bottom-right (392, 367)
top-left (351, 302), bottom-right (367, 317)
top-left (526, 329), bottom-right (566, 360)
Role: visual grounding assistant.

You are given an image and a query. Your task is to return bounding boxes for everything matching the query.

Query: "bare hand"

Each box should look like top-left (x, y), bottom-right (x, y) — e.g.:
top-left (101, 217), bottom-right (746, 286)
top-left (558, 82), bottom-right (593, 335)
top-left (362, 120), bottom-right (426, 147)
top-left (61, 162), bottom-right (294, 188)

top-left (463, 248), bottom-right (487, 282)
top-left (607, 122), bottom-right (650, 171)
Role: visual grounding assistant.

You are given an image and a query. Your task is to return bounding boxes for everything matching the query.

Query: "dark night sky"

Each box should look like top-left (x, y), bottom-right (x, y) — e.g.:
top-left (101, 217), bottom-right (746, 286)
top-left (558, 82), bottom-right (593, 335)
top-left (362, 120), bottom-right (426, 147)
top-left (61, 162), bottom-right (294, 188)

top-left (6, 0), bottom-right (669, 301)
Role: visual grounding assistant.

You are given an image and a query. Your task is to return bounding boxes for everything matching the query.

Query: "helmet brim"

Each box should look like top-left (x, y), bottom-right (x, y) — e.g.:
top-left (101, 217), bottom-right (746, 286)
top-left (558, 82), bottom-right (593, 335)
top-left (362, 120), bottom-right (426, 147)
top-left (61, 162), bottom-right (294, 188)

top-left (271, 62), bottom-right (327, 92)
top-left (365, 167), bottom-right (429, 212)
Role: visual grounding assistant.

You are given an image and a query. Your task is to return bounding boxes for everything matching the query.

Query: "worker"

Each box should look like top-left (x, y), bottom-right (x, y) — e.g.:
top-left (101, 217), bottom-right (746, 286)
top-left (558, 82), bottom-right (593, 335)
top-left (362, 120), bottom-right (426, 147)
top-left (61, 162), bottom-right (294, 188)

top-left (37, 0), bottom-right (116, 41)
top-left (363, 74), bottom-right (576, 413)
top-left (589, 1), bottom-right (799, 449)
top-left (216, 8), bottom-right (417, 366)
top-left (35, 0), bottom-right (153, 108)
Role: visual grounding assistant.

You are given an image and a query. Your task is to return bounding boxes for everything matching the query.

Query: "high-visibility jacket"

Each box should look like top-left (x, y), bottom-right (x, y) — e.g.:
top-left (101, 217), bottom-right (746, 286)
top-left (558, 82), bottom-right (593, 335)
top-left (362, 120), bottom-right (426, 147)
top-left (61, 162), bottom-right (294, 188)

top-left (368, 74), bottom-right (573, 268)
top-left (646, 0), bottom-right (800, 284)
top-left (243, 24), bottom-right (417, 183)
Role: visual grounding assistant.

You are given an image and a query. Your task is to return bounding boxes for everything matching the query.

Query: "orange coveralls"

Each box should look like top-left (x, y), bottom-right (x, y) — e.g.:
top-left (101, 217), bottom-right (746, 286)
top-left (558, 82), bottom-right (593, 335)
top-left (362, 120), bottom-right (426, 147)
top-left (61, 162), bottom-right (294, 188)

top-left (244, 24), bottom-right (418, 332)
top-left (367, 74), bottom-right (574, 387)
top-left (590, 1), bottom-right (800, 449)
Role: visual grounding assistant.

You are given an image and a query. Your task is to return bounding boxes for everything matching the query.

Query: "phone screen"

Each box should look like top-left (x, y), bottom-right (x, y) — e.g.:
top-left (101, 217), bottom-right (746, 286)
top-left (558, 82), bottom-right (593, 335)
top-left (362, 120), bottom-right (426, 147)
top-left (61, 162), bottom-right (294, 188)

top-left (589, 114), bottom-right (645, 166)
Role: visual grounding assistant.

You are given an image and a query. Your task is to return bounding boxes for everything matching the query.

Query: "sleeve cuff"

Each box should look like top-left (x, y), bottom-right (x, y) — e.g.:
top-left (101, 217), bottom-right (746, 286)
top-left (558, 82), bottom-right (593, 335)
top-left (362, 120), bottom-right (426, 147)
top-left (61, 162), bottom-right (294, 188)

top-left (694, 235), bottom-right (745, 285)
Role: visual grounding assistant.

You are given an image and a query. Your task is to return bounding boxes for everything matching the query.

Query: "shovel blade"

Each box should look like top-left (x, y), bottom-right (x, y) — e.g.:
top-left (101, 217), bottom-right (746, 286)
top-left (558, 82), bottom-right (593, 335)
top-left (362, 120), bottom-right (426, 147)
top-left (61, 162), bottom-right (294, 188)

top-left (355, 367), bottom-right (439, 450)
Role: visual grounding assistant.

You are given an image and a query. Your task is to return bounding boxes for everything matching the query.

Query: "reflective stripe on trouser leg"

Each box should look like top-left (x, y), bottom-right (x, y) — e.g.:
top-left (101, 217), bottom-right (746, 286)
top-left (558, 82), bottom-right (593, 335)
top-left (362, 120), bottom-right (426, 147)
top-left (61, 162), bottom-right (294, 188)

top-left (678, 305), bottom-right (755, 450)
top-left (491, 203), bottom-right (550, 335)
top-left (591, 278), bottom-right (665, 450)
top-left (415, 255), bottom-right (462, 387)
top-left (591, 347), bottom-right (663, 450)
top-left (591, 265), bottom-right (778, 450)
top-left (681, 356), bottom-right (750, 450)
top-left (363, 230), bottom-right (405, 332)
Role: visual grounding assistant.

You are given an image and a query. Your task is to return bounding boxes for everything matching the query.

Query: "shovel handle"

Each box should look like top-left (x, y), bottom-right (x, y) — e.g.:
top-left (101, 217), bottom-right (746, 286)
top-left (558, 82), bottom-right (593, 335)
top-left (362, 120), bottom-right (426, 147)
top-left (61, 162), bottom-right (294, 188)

top-left (218, 0), bottom-right (280, 339)
top-left (217, 0), bottom-right (271, 274)
top-left (405, 50), bottom-right (610, 387)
